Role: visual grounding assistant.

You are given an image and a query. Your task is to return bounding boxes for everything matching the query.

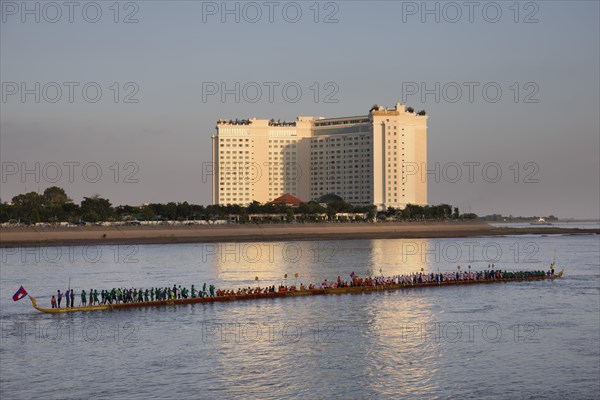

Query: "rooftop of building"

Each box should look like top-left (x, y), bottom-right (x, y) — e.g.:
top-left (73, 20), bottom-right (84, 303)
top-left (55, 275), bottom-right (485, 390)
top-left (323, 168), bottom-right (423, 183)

top-left (215, 103), bottom-right (425, 127)
top-left (271, 193), bottom-right (303, 205)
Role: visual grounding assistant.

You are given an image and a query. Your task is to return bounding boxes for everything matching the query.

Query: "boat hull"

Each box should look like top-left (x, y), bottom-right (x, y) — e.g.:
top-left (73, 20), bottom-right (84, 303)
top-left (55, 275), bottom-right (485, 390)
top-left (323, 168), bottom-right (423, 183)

top-left (28, 270), bottom-right (564, 314)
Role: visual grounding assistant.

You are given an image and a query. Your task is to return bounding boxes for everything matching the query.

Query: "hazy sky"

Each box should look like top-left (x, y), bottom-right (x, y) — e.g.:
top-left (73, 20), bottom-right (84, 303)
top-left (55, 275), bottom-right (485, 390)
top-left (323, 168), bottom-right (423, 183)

top-left (1, 1), bottom-right (599, 218)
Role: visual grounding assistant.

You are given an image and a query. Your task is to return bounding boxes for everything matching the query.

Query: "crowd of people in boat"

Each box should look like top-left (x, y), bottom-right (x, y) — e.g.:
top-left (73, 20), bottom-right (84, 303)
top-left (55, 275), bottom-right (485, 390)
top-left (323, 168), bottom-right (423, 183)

top-left (50, 284), bottom-right (217, 308)
top-left (48, 264), bottom-right (556, 308)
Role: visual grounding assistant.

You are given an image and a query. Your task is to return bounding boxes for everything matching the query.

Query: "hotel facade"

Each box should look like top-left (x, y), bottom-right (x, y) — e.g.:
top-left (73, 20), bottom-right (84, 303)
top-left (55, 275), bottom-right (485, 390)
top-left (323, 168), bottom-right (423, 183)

top-left (211, 103), bottom-right (427, 210)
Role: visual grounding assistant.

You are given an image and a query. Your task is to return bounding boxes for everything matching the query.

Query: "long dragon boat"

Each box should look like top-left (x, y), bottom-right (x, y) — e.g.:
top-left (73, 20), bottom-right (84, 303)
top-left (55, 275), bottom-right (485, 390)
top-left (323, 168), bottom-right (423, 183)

top-left (28, 269), bottom-right (564, 314)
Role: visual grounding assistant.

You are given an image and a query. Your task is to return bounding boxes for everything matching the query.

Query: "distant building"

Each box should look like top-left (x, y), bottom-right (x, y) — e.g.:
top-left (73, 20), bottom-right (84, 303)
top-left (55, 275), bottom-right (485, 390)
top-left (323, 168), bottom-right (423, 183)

top-left (271, 193), bottom-right (303, 207)
top-left (211, 102), bottom-right (427, 210)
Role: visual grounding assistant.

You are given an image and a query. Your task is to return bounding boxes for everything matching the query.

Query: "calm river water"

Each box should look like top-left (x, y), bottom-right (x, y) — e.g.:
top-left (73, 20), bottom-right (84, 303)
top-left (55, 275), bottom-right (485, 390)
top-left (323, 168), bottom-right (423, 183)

top-left (1, 234), bottom-right (599, 399)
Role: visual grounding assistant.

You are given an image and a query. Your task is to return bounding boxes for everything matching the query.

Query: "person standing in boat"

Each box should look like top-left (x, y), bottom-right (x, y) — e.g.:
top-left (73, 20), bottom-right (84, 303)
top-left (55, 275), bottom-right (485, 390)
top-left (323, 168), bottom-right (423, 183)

top-left (70, 289), bottom-right (75, 308)
top-left (81, 289), bottom-right (87, 306)
top-left (65, 289), bottom-right (70, 307)
top-left (51, 295), bottom-right (57, 308)
top-left (57, 290), bottom-right (62, 308)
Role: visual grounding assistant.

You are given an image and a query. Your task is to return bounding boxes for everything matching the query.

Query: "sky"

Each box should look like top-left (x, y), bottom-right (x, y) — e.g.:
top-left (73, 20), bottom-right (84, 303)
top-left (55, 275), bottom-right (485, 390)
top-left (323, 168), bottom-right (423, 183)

top-left (1, 0), bottom-right (599, 219)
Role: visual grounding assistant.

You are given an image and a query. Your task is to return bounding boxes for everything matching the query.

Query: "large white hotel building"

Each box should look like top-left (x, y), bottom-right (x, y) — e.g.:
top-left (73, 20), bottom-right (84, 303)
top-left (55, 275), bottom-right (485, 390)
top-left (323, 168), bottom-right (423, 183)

top-left (211, 103), bottom-right (427, 210)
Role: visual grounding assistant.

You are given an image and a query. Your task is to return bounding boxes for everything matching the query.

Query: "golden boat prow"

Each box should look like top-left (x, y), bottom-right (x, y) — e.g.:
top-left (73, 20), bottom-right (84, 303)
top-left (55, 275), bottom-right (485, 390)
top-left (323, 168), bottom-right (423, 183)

top-left (28, 269), bottom-right (564, 314)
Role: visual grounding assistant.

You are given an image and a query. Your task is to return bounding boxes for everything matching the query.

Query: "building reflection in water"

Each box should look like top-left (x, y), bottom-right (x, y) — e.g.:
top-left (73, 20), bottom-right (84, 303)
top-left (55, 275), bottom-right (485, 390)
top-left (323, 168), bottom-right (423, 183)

top-left (205, 238), bottom-right (442, 287)
top-left (203, 238), bottom-right (444, 396)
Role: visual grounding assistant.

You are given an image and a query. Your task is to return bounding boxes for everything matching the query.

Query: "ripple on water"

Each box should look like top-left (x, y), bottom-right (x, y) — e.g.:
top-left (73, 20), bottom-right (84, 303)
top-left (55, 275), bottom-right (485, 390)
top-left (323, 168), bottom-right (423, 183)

top-left (1, 236), bottom-right (599, 399)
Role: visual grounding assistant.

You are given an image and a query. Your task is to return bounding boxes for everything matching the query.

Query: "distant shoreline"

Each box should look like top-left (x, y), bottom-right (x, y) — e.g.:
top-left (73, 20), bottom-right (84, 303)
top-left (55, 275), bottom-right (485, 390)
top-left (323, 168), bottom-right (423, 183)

top-left (1, 222), bottom-right (598, 248)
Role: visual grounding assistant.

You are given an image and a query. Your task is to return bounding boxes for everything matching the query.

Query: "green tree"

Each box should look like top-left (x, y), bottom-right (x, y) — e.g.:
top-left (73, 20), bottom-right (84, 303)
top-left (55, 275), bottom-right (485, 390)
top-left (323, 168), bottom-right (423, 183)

top-left (367, 206), bottom-right (377, 221)
top-left (11, 192), bottom-right (45, 223)
top-left (80, 195), bottom-right (113, 222)
top-left (164, 202), bottom-right (178, 220)
top-left (12, 192), bottom-right (45, 209)
top-left (286, 208), bottom-right (294, 222)
top-left (247, 201), bottom-right (262, 214)
top-left (139, 206), bottom-right (155, 221)
top-left (177, 202), bottom-right (191, 220)
top-left (0, 201), bottom-right (13, 222)
top-left (43, 186), bottom-right (71, 207)
top-left (63, 202), bottom-right (80, 222)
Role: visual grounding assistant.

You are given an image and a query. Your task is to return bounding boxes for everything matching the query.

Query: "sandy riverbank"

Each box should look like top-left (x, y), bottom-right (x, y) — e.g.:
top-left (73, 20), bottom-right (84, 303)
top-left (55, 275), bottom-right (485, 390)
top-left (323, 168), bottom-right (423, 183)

top-left (1, 222), bottom-right (598, 248)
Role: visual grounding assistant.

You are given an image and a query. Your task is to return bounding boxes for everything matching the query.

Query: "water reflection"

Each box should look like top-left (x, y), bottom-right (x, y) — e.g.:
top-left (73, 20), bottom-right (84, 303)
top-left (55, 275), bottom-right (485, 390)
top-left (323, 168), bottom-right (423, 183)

top-left (368, 238), bottom-right (431, 275)
top-left (204, 238), bottom-right (442, 398)
top-left (206, 239), bottom-right (435, 290)
top-left (1, 236), bottom-right (598, 399)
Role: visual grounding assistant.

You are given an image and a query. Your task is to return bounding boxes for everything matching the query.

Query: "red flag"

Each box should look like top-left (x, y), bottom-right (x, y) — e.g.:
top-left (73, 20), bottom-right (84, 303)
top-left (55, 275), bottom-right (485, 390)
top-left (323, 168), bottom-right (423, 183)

top-left (12, 286), bottom-right (28, 301)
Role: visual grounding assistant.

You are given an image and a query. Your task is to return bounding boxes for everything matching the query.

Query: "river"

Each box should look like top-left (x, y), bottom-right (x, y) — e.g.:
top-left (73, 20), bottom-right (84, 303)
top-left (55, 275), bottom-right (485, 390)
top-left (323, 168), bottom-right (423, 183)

top-left (1, 234), bottom-right (598, 399)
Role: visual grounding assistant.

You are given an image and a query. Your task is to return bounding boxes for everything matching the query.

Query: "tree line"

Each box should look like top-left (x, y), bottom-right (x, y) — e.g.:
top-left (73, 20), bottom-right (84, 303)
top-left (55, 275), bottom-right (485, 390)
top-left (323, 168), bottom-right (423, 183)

top-left (0, 186), bottom-right (472, 224)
